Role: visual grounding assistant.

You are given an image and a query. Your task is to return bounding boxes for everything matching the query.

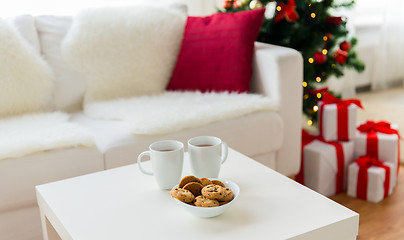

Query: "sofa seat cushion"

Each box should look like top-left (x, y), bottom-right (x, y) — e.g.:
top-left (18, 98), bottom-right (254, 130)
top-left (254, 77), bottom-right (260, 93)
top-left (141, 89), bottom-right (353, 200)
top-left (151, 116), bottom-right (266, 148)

top-left (0, 112), bottom-right (95, 160)
top-left (83, 91), bottom-right (278, 135)
top-left (0, 147), bottom-right (103, 212)
top-left (71, 110), bottom-right (283, 169)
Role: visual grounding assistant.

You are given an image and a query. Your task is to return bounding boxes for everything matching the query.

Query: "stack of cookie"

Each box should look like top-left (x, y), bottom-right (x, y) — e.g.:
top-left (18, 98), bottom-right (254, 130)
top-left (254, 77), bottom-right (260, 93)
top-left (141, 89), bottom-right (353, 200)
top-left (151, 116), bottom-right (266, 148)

top-left (170, 175), bottom-right (234, 207)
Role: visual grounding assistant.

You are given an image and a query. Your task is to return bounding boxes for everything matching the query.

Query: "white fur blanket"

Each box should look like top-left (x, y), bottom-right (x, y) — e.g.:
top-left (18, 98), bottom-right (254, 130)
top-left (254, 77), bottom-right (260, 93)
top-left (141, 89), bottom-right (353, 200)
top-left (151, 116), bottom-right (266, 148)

top-left (0, 112), bottom-right (94, 160)
top-left (62, 4), bottom-right (187, 102)
top-left (0, 18), bottom-right (53, 117)
top-left (84, 91), bottom-right (278, 135)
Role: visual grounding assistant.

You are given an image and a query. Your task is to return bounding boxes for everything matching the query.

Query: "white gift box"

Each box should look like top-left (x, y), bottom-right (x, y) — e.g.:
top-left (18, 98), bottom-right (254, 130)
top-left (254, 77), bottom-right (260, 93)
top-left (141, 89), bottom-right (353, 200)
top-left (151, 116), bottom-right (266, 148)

top-left (303, 140), bottom-right (355, 196)
top-left (347, 161), bottom-right (396, 203)
top-left (354, 124), bottom-right (399, 171)
top-left (318, 102), bottom-right (358, 142)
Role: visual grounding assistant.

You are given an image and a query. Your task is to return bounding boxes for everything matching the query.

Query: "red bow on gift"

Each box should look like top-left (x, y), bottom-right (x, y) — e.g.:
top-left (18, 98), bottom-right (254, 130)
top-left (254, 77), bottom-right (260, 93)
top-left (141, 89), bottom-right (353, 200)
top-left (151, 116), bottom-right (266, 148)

top-left (357, 120), bottom-right (400, 175)
top-left (357, 121), bottom-right (401, 138)
top-left (356, 155), bottom-right (385, 168)
top-left (322, 92), bottom-right (364, 109)
top-left (355, 156), bottom-right (391, 200)
top-left (274, 0), bottom-right (300, 23)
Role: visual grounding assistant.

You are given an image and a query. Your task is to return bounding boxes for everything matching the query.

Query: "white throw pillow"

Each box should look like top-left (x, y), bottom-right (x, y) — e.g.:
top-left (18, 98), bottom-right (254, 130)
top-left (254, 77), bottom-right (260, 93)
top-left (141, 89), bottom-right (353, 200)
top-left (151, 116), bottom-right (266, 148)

top-left (6, 15), bottom-right (40, 54)
top-left (36, 15), bottom-right (87, 112)
top-left (62, 4), bottom-right (187, 102)
top-left (0, 19), bottom-right (54, 118)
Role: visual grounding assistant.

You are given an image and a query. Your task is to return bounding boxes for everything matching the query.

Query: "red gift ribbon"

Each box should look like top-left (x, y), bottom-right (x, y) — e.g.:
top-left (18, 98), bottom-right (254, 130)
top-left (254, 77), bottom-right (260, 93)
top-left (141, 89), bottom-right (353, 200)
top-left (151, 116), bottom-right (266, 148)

top-left (296, 130), bottom-right (345, 193)
top-left (357, 121), bottom-right (401, 175)
top-left (355, 156), bottom-right (391, 200)
top-left (319, 92), bottom-right (363, 141)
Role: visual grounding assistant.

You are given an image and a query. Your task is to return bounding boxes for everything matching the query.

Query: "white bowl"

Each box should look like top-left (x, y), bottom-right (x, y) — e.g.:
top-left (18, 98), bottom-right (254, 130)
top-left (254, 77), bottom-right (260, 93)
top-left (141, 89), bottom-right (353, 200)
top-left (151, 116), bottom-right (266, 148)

top-left (171, 179), bottom-right (240, 218)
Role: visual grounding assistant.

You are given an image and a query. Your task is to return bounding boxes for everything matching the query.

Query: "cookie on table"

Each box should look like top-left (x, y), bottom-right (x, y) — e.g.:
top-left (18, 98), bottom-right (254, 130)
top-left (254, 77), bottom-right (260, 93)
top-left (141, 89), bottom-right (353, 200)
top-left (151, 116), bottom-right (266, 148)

top-left (194, 195), bottom-right (219, 207)
top-left (175, 188), bottom-right (195, 203)
top-left (201, 184), bottom-right (226, 200)
top-left (199, 177), bottom-right (212, 187)
top-left (211, 180), bottom-right (226, 188)
top-left (179, 175), bottom-right (201, 188)
top-left (183, 182), bottom-right (203, 197)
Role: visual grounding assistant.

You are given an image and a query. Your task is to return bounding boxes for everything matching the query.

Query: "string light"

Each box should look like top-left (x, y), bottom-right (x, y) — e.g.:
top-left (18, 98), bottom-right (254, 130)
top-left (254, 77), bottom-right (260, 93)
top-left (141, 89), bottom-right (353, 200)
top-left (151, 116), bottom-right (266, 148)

top-left (311, 13), bottom-right (316, 18)
top-left (276, 6), bottom-right (281, 11)
top-left (302, 81), bottom-right (308, 87)
top-left (323, 36), bottom-right (328, 41)
top-left (316, 77), bottom-right (321, 82)
top-left (308, 58), bottom-right (314, 63)
top-left (322, 49), bottom-right (328, 55)
top-left (332, 64), bottom-right (336, 68)
top-left (317, 93), bottom-right (322, 99)
top-left (307, 120), bottom-right (313, 126)
top-left (304, 94), bottom-right (309, 99)
top-left (313, 105), bottom-right (319, 112)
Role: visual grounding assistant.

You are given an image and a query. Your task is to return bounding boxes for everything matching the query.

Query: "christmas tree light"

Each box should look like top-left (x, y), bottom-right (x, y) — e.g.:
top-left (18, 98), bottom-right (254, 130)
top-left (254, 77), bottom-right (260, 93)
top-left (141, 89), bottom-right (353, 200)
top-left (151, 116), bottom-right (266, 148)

top-left (221, 0), bottom-right (365, 128)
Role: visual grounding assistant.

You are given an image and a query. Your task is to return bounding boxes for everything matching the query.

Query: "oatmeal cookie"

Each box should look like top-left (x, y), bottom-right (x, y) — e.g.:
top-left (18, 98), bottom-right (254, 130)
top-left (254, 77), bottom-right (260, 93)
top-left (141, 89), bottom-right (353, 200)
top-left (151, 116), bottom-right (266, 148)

top-left (201, 184), bottom-right (226, 200)
top-left (218, 187), bottom-right (234, 202)
top-left (199, 177), bottom-right (212, 187)
top-left (194, 195), bottom-right (219, 207)
top-left (175, 188), bottom-right (195, 203)
top-left (183, 182), bottom-right (203, 197)
top-left (179, 175), bottom-right (201, 188)
top-left (211, 180), bottom-right (226, 188)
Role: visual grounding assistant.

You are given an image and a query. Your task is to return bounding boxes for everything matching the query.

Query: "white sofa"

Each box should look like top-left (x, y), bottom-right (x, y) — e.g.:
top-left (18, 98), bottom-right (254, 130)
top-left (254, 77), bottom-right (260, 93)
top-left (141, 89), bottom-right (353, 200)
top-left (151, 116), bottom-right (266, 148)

top-left (0, 12), bottom-right (303, 240)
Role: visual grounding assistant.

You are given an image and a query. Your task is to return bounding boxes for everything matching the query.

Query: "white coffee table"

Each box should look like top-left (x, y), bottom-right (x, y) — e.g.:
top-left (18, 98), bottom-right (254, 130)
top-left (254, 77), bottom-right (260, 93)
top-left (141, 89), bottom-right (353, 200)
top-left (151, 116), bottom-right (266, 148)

top-left (36, 148), bottom-right (359, 240)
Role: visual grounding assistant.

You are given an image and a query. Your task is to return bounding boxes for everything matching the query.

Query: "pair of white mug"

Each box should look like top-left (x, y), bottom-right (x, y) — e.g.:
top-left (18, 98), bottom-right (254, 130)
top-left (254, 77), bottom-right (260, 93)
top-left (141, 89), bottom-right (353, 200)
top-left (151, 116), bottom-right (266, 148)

top-left (137, 136), bottom-right (228, 190)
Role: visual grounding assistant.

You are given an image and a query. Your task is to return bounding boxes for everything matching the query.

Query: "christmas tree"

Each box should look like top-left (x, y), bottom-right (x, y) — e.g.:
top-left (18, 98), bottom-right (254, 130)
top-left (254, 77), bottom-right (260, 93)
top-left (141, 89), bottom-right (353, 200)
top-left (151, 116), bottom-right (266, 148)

top-left (222, 0), bottom-right (365, 127)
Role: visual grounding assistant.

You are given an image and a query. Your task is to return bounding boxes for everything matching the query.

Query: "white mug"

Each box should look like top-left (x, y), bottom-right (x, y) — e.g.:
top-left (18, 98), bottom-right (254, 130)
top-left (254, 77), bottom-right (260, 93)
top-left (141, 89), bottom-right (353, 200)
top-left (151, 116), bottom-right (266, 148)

top-left (188, 136), bottom-right (228, 178)
top-left (137, 140), bottom-right (184, 190)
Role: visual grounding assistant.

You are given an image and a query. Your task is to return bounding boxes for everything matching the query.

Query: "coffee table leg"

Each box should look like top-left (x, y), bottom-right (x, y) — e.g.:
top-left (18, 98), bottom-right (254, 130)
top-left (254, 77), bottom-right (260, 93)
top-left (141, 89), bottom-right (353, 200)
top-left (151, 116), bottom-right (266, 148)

top-left (39, 210), bottom-right (61, 240)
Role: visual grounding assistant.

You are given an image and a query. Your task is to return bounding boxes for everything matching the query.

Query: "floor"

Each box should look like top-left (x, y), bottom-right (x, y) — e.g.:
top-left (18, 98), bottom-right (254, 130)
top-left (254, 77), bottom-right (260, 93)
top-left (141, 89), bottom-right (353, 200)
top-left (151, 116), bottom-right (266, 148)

top-left (330, 165), bottom-right (404, 240)
top-left (329, 86), bottom-right (404, 239)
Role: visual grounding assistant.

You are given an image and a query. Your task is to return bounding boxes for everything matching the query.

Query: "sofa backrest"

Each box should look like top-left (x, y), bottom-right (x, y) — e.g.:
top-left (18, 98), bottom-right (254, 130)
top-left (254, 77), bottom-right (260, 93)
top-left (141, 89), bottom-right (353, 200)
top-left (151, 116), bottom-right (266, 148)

top-left (35, 16), bottom-right (87, 112)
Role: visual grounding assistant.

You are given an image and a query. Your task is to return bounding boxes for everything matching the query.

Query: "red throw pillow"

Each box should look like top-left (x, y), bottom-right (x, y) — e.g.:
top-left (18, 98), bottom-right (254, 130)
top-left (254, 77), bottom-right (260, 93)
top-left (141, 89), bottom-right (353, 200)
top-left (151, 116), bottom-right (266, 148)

top-left (167, 9), bottom-right (265, 93)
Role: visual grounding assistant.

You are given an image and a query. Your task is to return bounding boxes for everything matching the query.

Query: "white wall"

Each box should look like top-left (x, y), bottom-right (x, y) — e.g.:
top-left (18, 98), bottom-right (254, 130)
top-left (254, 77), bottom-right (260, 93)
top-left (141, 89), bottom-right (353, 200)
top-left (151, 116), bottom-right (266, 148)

top-left (0, 0), bottom-right (219, 17)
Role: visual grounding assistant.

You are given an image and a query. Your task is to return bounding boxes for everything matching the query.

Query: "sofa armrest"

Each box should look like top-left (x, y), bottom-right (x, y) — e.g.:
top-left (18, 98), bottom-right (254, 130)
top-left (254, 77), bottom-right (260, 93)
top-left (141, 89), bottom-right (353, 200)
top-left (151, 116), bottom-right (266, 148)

top-left (251, 42), bottom-right (303, 176)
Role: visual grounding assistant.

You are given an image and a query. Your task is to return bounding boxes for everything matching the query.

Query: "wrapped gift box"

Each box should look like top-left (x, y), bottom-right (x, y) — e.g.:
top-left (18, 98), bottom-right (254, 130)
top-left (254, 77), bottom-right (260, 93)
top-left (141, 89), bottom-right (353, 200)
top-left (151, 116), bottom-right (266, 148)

top-left (318, 93), bottom-right (363, 142)
top-left (347, 157), bottom-right (396, 203)
top-left (302, 139), bottom-right (355, 196)
top-left (354, 121), bottom-right (400, 174)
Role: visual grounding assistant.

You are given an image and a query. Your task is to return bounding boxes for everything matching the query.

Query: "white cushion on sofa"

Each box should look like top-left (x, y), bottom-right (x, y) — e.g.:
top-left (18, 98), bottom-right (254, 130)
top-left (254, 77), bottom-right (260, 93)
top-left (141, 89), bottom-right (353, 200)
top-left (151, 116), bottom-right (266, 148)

top-left (0, 19), bottom-right (54, 117)
top-left (62, 4), bottom-right (187, 102)
top-left (36, 15), bottom-right (87, 112)
top-left (6, 15), bottom-right (40, 53)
